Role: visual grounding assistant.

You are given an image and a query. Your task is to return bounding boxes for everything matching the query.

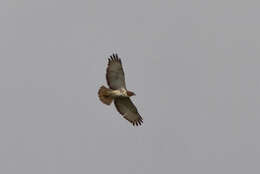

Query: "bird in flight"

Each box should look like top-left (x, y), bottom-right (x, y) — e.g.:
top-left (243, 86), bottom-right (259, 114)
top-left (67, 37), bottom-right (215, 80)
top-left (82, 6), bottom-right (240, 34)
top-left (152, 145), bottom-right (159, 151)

top-left (98, 54), bottom-right (143, 126)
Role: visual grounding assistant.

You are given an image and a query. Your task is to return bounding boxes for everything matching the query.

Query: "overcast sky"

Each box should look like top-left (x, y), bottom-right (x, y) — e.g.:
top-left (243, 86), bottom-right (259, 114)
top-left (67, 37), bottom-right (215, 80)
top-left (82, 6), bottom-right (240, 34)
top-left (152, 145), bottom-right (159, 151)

top-left (0, 0), bottom-right (260, 174)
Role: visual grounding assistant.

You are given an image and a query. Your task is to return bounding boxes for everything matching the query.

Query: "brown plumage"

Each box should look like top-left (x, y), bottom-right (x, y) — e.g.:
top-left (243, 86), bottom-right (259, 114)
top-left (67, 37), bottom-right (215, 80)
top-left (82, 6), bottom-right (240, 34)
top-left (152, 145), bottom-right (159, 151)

top-left (98, 53), bottom-right (143, 126)
top-left (98, 86), bottom-right (113, 105)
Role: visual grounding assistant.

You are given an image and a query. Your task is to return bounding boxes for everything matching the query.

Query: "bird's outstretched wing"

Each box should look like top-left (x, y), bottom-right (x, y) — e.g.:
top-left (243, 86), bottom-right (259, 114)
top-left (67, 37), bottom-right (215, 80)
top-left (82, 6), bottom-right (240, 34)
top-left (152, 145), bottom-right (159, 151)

top-left (114, 98), bottom-right (143, 126)
top-left (106, 54), bottom-right (126, 90)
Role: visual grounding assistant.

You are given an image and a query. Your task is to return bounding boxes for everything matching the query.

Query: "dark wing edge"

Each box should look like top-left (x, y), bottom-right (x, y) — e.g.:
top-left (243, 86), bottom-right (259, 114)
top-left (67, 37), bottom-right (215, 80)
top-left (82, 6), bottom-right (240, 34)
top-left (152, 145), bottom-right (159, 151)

top-left (114, 98), bottom-right (143, 126)
top-left (106, 53), bottom-right (125, 90)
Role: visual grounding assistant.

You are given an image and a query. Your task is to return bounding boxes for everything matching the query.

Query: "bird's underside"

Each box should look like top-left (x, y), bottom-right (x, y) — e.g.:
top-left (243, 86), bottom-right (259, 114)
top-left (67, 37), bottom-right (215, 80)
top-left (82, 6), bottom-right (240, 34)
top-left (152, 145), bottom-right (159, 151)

top-left (98, 86), bottom-right (128, 105)
top-left (98, 54), bottom-right (143, 126)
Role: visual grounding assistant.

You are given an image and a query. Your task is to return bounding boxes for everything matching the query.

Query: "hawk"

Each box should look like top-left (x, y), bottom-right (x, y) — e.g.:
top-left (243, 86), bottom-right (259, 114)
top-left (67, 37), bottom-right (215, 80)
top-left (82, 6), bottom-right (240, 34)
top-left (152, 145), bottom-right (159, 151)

top-left (98, 54), bottom-right (143, 126)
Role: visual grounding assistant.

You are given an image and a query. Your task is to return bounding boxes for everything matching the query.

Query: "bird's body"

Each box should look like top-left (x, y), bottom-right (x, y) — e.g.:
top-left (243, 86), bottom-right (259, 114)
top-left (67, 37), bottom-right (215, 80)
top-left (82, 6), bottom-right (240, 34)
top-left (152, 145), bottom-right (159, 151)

top-left (98, 54), bottom-right (143, 126)
top-left (108, 88), bottom-right (129, 98)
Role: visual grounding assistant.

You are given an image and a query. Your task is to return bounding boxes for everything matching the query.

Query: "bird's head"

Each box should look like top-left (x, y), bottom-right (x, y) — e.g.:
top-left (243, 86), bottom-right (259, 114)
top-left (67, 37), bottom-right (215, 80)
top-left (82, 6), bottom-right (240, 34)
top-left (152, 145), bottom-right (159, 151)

top-left (127, 91), bottom-right (136, 97)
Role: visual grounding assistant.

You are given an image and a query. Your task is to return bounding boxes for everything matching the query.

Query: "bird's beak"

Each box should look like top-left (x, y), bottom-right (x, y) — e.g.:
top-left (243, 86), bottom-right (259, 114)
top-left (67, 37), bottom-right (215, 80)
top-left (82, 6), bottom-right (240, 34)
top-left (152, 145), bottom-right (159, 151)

top-left (127, 91), bottom-right (136, 96)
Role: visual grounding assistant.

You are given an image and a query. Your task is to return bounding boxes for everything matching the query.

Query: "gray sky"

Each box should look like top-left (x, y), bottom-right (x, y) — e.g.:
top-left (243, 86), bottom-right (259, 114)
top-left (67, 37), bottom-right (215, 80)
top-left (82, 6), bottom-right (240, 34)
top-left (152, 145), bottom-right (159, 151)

top-left (1, 0), bottom-right (260, 173)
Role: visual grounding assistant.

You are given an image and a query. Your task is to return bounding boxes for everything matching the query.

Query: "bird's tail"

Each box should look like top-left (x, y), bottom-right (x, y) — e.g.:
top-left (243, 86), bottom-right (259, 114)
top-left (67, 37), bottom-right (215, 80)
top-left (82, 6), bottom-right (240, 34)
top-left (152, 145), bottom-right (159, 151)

top-left (98, 86), bottom-right (113, 105)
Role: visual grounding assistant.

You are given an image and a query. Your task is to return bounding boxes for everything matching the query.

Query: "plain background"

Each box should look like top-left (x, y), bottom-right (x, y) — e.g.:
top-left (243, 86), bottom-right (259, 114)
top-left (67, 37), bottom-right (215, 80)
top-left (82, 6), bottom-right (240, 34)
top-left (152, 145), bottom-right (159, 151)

top-left (0, 0), bottom-right (259, 173)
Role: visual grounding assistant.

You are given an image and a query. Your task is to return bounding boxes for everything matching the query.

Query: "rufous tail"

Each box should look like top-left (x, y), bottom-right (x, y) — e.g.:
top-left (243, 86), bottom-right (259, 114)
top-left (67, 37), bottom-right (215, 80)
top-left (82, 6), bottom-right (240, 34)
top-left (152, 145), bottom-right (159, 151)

top-left (98, 86), bottom-right (113, 105)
